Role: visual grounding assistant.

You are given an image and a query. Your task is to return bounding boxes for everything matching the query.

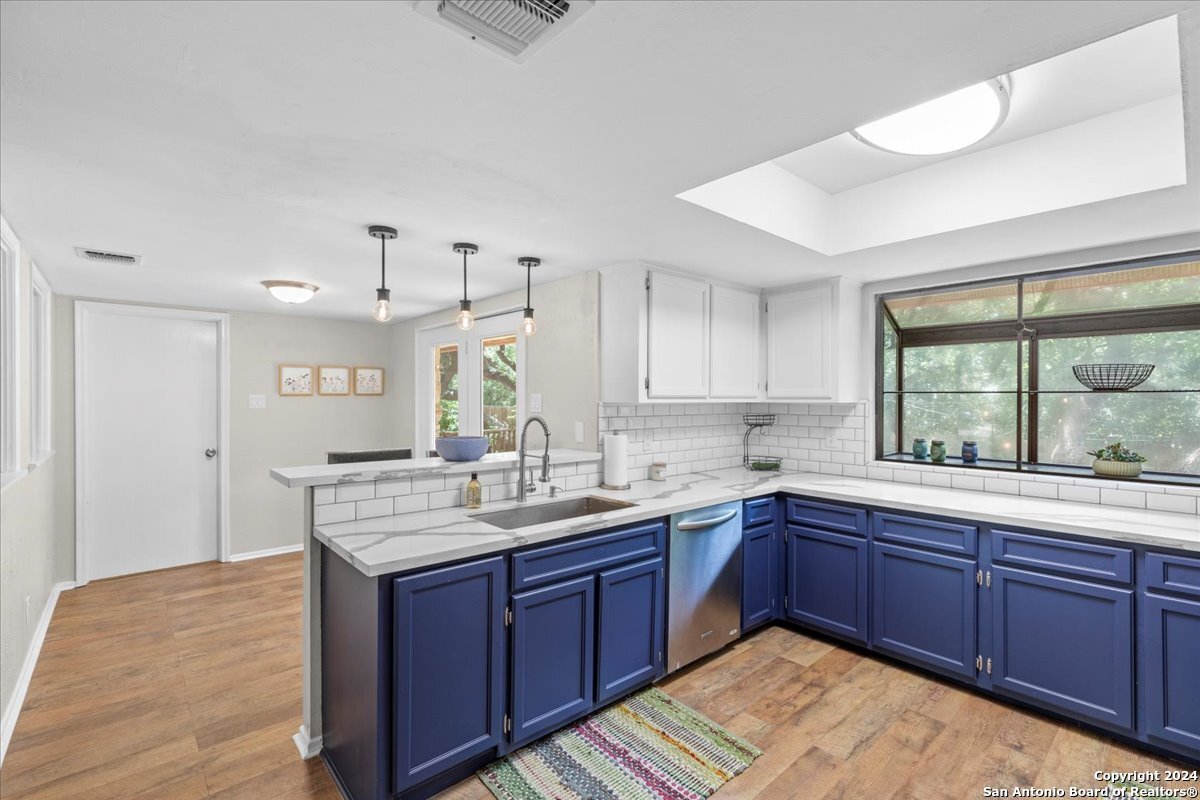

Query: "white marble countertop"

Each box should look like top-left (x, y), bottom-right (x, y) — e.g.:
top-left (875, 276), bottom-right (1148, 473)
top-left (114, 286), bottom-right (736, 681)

top-left (270, 448), bottom-right (602, 488)
top-left (313, 467), bottom-right (1200, 577)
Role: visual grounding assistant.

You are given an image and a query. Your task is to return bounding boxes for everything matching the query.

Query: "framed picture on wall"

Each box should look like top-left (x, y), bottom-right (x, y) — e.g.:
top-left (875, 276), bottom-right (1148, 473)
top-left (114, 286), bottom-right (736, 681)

top-left (354, 366), bottom-right (385, 396)
top-left (278, 365), bottom-right (313, 396)
top-left (318, 365), bottom-right (351, 396)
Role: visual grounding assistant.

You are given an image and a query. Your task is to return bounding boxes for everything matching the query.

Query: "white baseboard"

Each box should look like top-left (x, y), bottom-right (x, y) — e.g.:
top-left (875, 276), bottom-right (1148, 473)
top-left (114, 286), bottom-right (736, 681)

top-left (293, 724), bottom-right (322, 759)
top-left (228, 543), bottom-right (303, 562)
top-left (0, 580), bottom-right (75, 766)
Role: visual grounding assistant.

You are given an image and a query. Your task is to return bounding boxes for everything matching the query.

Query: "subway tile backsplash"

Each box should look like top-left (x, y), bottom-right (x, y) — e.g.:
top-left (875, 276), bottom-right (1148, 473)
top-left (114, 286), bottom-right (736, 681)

top-left (598, 401), bottom-right (1200, 516)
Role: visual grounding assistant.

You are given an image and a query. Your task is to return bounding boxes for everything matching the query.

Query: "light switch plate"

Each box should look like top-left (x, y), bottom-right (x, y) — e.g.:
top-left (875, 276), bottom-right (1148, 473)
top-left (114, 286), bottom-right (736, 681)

top-left (530, 393), bottom-right (543, 413)
top-left (248, 394), bottom-right (266, 409)
top-left (574, 421), bottom-right (584, 443)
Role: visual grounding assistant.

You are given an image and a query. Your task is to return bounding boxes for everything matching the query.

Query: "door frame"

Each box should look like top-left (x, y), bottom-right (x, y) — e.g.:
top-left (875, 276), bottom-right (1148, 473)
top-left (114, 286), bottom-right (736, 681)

top-left (74, 301), bottom-right (231, 585)
top-left (414, 310), bottom-right (526, 456)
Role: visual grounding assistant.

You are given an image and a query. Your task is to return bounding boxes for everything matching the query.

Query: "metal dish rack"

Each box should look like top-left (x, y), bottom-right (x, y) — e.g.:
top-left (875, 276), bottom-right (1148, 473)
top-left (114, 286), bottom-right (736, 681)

top-left (743, 414), bottom-right (782, 471)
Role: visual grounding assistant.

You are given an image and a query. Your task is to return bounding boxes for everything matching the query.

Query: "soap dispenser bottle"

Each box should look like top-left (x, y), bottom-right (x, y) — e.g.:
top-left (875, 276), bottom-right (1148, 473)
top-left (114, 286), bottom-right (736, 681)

top-left (466, 472), bottom-right (482, 509)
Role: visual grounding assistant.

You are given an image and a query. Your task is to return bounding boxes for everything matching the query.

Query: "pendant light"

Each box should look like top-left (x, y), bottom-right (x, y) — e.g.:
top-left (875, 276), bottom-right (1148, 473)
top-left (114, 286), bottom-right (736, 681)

top-left (368, 225), bottom-right (397, 323)
top-left (518, 256), bottom-right (540, 336)
top-left (453, 243), bottom-right (477, 331)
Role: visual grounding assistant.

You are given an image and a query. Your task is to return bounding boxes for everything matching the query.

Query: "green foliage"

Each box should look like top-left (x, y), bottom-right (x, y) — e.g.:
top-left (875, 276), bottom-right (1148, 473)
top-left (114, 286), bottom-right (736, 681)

top-left (1087, 442), bottom-right (1148, 463)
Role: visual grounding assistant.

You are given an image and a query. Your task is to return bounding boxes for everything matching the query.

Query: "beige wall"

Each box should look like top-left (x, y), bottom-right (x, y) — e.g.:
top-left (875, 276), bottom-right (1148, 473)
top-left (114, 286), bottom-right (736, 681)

top-left (392, 270), bottom-right (600, 454)
top-left (0, 247), bottom-right (64, 729)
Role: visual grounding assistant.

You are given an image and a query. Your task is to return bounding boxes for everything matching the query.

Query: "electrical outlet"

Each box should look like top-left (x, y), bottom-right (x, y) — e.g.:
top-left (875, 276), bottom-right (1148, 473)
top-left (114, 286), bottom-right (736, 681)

top-left (530, 393), bottom-right (543, 413)
top-left (574, 421), bottom-right (584, 443)
top-left (248, 394), bottom-right (266, 409)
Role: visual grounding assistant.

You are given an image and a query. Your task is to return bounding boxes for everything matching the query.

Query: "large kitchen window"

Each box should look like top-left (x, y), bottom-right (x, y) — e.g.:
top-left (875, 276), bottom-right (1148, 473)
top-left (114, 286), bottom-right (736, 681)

top-left (416, 311), bottom-right (526, 456)
top-left (875, 253), bottom-right (1200, 483)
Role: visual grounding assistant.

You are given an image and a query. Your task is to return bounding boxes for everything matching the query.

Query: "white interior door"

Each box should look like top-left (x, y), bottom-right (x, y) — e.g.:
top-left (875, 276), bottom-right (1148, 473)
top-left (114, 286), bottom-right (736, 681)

top-left (77, 304), bottom-right (223, 581)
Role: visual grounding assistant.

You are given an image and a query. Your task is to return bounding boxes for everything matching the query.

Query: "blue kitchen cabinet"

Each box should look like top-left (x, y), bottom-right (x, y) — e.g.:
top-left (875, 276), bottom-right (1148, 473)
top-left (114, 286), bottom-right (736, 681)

top-left (991, 565), bottom-right (1134, 732)
top-left (742, 523), bottom-right (778, 633)
top-left (392, 557), bottom-right (506, 794)
top-left (785, 524), bottom-right (868, 643)
top-left (1144, 592), bottom-right (1200, 754)
top-left (871, 542), bottom-right (977, 679)
top-left (510, 575), bottom-right (595, 745)
top-left (597, 557), bottom-right (665, 703)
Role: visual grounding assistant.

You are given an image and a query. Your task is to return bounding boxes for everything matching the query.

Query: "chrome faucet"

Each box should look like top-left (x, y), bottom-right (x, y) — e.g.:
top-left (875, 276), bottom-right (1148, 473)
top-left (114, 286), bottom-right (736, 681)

top-left (517, 415), bottom-right (551, 502)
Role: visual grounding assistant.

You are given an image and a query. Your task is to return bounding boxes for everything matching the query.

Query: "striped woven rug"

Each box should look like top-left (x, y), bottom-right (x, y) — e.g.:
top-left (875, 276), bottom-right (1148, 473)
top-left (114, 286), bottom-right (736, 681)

top-left (477, 687), bottom-right (761, 800)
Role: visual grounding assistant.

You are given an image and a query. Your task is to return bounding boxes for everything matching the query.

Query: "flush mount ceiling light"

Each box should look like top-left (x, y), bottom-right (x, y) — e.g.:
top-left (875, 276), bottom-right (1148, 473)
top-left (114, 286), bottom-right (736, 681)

top-left (851, 76), bottom-right (1011, 156)
top-left (261, 280), bottom-right (319, 304)
top-left (518, 256), bottom-right (540, 336)
top-left (368, 225), bottom-right (398, 323)
top-left (453, 242), bottom-right (478, 331)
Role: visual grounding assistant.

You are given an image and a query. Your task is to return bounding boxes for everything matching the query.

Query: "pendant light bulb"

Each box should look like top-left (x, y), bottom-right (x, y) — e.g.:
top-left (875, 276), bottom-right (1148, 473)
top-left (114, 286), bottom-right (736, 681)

top-left (518, 256), bottom-right (540, 337)
top-left (453, 243), bottom-right (478, 331)
top-left (368, 225), bottom-right (398, 324)
top-left (456, 300), bottom-right (475, 331)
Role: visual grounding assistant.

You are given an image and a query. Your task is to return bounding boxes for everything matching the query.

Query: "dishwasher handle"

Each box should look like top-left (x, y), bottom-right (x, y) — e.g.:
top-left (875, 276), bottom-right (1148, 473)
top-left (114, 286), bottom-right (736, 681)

top-left (676, 509), bottom-right (738, 531)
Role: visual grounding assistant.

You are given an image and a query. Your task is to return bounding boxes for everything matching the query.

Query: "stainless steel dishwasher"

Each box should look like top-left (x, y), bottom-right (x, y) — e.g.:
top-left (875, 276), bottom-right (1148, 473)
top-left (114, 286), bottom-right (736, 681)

top-left (667, 501), bottom-right (742, 673)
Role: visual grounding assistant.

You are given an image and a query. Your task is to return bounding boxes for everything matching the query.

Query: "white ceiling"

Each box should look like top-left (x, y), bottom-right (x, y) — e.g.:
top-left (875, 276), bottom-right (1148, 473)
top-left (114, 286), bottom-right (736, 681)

top-left (2, 0), bottom-right (1199, 321)
top-left (772, 16), bottom-right (1183, 194)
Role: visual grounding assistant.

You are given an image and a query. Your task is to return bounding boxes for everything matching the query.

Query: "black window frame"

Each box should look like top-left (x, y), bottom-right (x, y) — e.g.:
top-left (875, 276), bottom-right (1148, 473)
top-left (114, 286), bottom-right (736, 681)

top-left (874, 250), bottom-right (1200, 486)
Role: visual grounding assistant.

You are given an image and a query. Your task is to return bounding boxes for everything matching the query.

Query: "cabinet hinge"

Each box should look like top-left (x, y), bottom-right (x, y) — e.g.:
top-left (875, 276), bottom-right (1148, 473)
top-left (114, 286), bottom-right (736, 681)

top-left (657, 650), bottom-right (663, 665)
top-left (986, 657), bottom-right (993, 675)
top-left (986, 570), bottom-right (992, 589)
top-left (505, 606), bottom-right (513, 626)
top-left (503, 714), bottom-right (511, 734)
top-left (645, 275), bottom-right (651, 291)
top-left (976, 569), bottom-right (983, 586)
top-left (784, 595), bottom-right (788, 608)
top-left (764, 301), bottom-right (768, 313)
top-left (645, 376), bottom-right (650, 390)
top-left (975, 654), bottom-right (983, 672)
top-left (770, 598), bottom-right (775, 609)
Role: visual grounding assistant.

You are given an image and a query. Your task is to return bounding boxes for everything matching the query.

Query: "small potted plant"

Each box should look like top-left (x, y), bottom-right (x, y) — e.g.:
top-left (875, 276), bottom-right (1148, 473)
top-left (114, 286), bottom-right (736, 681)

top-left (1086, 441), bottom-right (1148, 478)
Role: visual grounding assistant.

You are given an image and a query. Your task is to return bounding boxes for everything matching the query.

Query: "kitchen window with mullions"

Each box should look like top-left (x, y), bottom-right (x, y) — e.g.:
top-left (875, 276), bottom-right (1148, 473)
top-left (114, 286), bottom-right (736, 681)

top-left (875, 252), bottom-right (1200, 484)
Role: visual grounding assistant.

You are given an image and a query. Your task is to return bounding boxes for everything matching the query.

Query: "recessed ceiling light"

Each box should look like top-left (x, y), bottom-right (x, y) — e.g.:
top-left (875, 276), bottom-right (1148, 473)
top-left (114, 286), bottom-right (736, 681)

top-left (851, 76), bottom-right (1011, 156)
top-left (261, 280), bottom-right (319, 304)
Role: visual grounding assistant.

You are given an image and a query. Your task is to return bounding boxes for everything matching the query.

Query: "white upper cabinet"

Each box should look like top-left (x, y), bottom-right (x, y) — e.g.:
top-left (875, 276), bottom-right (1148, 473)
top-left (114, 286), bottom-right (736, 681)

top-left (709, 285), bottom-right (760, 398)
top-left (647, 271), bottom-right (709, 397)
top-left (765, 277), bottom-right (860, 402)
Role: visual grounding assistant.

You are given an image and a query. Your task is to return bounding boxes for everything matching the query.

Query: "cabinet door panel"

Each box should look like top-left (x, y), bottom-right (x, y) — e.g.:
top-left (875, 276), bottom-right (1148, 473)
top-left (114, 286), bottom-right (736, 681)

top-left (1145, 593), bottom-right (1200, 753)
top-left (393, 557), bottom-right (505, 792)
top-left (766, 285), bottom-right (831, 399)
top-left (785, 525), bottom-right (867, 642)
top-left (871, 543), bottom-right (977, 679)
top-left (647, 271), bottom-right (709, 397)
top-left (742, 523), bottom-right (778, 633)
top-left (597, 558), bottom-right (664, 704)
top-left (710, 285), bottom-right (760, 398)
top-left (992, 566), bottom-right (1133, 732)
top-left (511, 576), bottom-right (595, 745)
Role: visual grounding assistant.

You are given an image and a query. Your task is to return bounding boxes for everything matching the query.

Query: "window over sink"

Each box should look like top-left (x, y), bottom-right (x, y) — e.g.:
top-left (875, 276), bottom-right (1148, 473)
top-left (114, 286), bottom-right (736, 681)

top-left (875, 252), bottom-right (1200, 483)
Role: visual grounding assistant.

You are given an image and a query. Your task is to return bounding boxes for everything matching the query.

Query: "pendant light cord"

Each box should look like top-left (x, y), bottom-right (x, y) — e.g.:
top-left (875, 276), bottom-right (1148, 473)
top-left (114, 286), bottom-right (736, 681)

top-left (462, 250), bottom-right (468, 302)
top-left (526, 261), bottom-right (532, 308)
top-left (380, 236), bottom-right (387, 291)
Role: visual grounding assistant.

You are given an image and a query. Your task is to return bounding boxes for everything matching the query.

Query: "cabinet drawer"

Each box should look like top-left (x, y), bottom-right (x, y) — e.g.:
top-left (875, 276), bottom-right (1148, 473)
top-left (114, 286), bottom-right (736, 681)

top-left (1146, 552), bottom-right (1200, 598)
top-left (785, 498), bottom-right (866, 537)
top-left (512, 521), bottom-right (665, 591)
top-left (991, 530), bottom-right (1132, 585)
top-left (873, 513), bottom-right (977, 556)
top-left (743, 497), bottom-right (776, 528)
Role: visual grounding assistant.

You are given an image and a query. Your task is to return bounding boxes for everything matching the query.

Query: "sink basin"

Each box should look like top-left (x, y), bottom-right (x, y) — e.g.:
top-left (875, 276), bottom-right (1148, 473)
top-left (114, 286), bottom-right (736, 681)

top-left (470, 496), bottom-right (638, 530)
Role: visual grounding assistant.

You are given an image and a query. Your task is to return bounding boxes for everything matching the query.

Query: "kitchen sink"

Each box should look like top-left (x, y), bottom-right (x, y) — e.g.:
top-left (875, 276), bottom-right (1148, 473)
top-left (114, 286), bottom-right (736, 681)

top-left (470, 496), bottom-right (638, 530)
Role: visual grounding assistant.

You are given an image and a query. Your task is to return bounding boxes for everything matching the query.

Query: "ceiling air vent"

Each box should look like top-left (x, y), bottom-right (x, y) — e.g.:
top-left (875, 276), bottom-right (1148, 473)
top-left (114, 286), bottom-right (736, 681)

top-left (414, 0), bottom-right (593, 63)
top-left (74, 247), bottom-right (143, 265)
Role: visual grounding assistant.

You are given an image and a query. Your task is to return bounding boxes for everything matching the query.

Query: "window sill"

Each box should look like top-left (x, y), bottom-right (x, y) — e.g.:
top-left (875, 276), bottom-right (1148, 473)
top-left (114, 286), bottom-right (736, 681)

top-left (0, 469), bottom-right (29, 492)
top-left (29, 449), bottom-right (54, 468)
top-left (876, 454), bottom-right (1200, 488)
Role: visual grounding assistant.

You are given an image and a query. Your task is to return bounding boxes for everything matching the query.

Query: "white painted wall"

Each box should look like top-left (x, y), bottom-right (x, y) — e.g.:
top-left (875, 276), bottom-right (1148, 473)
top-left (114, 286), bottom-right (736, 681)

top-left (393, 271), bottom-right (600, 454)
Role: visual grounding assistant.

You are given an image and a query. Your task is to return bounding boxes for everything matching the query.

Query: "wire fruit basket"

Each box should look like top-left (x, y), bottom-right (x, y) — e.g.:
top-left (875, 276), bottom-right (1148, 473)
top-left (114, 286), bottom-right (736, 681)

top-left (1072, 363), bottom-right (1155, 392)
top-left (743, 414), bottom-right (782, 471)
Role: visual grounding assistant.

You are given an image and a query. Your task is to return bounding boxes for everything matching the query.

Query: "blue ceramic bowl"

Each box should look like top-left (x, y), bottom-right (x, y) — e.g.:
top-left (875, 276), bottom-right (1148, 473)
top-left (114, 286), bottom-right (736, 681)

top-left (435, 436), bottom-right (489, 462)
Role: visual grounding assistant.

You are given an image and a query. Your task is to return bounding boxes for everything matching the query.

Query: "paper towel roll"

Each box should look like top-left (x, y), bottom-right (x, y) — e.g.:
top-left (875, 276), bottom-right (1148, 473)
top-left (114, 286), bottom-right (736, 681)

top-left (602, 433), bottom-right (629, 489)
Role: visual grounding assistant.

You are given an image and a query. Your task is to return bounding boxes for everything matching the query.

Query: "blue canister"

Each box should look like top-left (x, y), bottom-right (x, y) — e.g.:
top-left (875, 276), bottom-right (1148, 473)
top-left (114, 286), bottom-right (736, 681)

top-left (962, 441), bottom-right (979, 463)
top-left (912, 438), bottom-right (929, 459)
top-left (930, 440), bottom-right (947, 463)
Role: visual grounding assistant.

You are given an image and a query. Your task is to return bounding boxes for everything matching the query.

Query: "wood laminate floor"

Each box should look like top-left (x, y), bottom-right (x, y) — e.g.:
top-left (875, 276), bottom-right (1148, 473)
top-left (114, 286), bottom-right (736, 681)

top-left (1, 554), bottom-right (1191, 799)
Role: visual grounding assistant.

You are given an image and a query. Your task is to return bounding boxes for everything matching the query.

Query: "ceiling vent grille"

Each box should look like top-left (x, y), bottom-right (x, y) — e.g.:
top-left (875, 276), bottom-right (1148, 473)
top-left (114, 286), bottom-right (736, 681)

top-left (415, 0), bottom-right (593, 62)
top-left (75, 247), bottom-right (142, 265)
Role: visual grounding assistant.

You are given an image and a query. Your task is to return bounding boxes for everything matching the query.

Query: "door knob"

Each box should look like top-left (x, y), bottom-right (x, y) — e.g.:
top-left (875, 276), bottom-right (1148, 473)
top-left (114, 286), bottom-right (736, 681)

top-left (205, 448), bottom-right (217, 458)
